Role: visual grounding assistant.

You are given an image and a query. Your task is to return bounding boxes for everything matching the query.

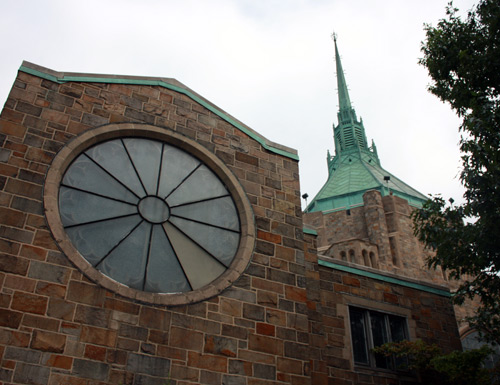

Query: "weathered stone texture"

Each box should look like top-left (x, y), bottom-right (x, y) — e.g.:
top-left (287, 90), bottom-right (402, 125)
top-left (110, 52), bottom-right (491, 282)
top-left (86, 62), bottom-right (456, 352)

top-left (0, 69), bottom-right (309, 384)
top-left (0, 67), bottom-right (464, 385)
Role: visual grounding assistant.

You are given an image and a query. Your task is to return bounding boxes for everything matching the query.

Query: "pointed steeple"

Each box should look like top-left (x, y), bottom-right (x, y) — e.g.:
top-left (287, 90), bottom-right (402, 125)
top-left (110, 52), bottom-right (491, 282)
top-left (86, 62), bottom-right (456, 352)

top-left (305, 35), bottom-right (428, 214)
top-left (331, 35), bottom-right (370, 156)
top-left (333, 34), bottom-right (352, 113)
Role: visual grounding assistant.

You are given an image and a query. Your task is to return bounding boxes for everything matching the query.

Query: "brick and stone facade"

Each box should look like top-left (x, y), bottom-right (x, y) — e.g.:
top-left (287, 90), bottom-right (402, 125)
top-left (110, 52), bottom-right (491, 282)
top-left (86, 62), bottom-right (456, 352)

top-left (0, 62), bottom-right (462, 384)
top-left (303, 190), bottom-right (476, 335)
top-left (304, 191), bottom-right (441, 283)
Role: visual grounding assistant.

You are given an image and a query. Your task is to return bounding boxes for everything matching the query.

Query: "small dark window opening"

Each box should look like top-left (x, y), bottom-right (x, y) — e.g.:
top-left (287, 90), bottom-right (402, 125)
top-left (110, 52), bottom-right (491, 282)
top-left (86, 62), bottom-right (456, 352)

top-left (362, 250), bottom-right (370, 267)
top-left (369, 252), bottom-right (378, 269)
top-left (348, 249), bottom-right (355, 263)
top-left (349, 307), bottom-right (408, 370)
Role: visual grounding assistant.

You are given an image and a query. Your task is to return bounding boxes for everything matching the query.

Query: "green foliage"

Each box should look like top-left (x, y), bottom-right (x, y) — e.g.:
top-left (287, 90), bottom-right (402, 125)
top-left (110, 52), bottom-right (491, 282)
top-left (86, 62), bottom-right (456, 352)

top-left (432, 346), bottom-right (493, 385)
top-left (373, 339), bottom-right (439, 370)
top-left (374, 340), bottom-right (493, 385)
top-left (414, 0), bottom-right (500, 344)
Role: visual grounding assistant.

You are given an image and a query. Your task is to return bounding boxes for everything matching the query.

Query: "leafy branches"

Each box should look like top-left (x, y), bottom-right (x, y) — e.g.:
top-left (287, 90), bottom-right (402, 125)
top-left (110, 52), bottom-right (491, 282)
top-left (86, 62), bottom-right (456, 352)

top-left (374, 340), bottom-right (494, 385)
top-left (414, 0), bottom-right (500, 344)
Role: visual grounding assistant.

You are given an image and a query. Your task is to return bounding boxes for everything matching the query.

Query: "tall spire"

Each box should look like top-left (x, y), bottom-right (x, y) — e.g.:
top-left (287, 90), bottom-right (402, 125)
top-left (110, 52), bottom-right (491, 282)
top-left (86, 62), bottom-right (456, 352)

top-left (333, 33), bottom-right (352, 112)
top-left (304, 34), bottom-right (428, 214)
top-left (331, 34), bottom-right (369, 156)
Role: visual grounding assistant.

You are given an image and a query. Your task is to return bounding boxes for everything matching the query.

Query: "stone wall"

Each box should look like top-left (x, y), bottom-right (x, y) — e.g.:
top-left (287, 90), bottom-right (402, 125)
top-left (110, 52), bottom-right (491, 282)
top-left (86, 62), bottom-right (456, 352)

top-left (0, 66), bottom-right (309, 385)
top-left (304, 190), bottom-right (447, 285)
top-left (0, 63), bottom-right (466, 385)
top-left (302, 230), bottom-right (462, 385)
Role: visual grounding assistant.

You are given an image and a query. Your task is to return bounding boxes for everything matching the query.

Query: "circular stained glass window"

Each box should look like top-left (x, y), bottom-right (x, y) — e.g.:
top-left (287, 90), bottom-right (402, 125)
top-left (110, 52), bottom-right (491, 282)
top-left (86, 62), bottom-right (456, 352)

top-left (45, 124), bottom-right (255, 305)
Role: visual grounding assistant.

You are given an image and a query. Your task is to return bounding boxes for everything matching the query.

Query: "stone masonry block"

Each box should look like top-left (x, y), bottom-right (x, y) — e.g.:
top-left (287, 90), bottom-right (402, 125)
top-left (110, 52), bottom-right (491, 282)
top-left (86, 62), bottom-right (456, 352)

top-left (0, 254), bottom-right (29, 275)
top-left (67, 281), bottom-right (106, 307)
top-left (284, 342), bottom-right (309, 361)
top-left (187, 351), bottom-right (227, 373)
top-left (248, 334), bottom-right (283, 356)
top-left (72, 358), bottom-right (109, 380)
top-left (47, 298), bottom-right (75, 321)
top-left (28, 261), bottom-right (70, 284)
top-left (74, 304), bottom-right (110, 328)
top-left (13, 363), bottom-right (50, 385)
top-left (80, 326), bottom-right (116, 347)
top-left (126, 353), bottom-right (170, 377)
top-left (5, 346), bottom-right (41, 364)
top-left (0, 207), bottom-right (25, 228)
top-left (0, 309), bottom-right (23, 329)
top-left (170, 326), bottom-right (203, 351)
top-left (0, 121), bottom-right (27, 138)
top-left (118, 323), bottom-right (148, 342)
top-left (222, 374), bottom-right (246, 385)
top-left (139, 306), bottom-right (170, 330)
top-left (11, 292), bottom-right (47, 315)
top-left (30, 330), bottom-right (66, 353)
top-left (253, 363), bottom-right (276, 380)
top-left (242, 303), bottom-right (265, 322)
top-left (0, 226), bottom-right (34, 244)
top-left (204, 335), bottom-right (238, 357)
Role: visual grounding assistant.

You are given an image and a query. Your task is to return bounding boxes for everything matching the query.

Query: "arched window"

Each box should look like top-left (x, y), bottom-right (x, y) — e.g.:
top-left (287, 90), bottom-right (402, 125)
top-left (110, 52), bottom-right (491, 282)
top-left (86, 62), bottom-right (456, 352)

top-left (340, 251), bottom-right (347, 261)
top-left (369, 252), bottom-right (378, 269)
top-left (362, 250), bottom-right (370, 267)
top-left (349, 249), bottom-right (355, 263)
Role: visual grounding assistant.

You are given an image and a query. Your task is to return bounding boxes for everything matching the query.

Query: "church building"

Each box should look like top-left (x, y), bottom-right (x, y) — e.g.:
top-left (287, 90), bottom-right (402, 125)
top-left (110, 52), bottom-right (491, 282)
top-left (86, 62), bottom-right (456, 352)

top-left (0, 40), bottom-right (462, 385)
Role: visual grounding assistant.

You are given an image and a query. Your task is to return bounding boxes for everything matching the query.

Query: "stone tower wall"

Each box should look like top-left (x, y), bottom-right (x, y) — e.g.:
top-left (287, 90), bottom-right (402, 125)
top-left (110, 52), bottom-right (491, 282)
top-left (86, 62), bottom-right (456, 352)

top-left (304, 190), bottom-right (448, 286)
top-left (302, 231), bottom-right (461, 385)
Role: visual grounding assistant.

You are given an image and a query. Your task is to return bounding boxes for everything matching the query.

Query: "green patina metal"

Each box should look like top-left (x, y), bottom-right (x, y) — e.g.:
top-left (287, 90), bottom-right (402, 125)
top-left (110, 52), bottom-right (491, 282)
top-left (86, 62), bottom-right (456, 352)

top-left (318, 259), bottom-right (451, 297)
top-left (303, 226), bottom-right (318, 235)
top-left (305, 38), bottom-right (427, 213)
top-left (19, 64), bottom-right (298, 161)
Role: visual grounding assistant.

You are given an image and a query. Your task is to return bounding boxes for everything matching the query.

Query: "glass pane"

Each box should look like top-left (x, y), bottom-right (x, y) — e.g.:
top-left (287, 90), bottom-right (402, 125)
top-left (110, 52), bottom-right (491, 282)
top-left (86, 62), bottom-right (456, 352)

top-left (170, 196), bottom-right (239, 231)
top-left (389, 315), bottom-right (409, 370)
top-left (59, 187), bottom-right (138, 227)
top-left (97, 221), bottom-right (151, 290)
top-left (162, 222), bottom-right (225, 290)
top-left (143, 225), bottom-right (190, 293)
top-left (349, 308), bottom-right (369, 365)
top-left (63, 154), bottom-right (139, 204)
top-left (389, 315), bottom-right (407, 342)
top-left (170, 216), bottom-right (240, 267)
top-left (58, 136), bottom-right (241, 296)
top-left (157, 145), bottom-right (200, 199)
top-left (85, 139), bottom-right (146, 198)
top-left (167, 165), bottom-right (228, 206)
top-left (370, 311), bottom-right (390, 369)
top-left (123, 138), bottom-right (162, 195)
top-left (66, 215), bottom-right (142, 266)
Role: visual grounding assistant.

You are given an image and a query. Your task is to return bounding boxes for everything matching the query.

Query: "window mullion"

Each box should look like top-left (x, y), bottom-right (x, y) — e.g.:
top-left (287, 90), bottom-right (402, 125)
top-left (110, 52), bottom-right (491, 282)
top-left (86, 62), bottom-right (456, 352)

top-left (384, 314), bottom-right (394, 370)
top-left (365, 311), bottom-right (376, 367)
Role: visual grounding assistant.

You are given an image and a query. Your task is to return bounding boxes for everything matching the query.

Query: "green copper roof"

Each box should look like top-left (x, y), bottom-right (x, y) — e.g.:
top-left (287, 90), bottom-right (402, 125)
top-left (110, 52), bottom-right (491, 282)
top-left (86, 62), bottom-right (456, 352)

top-left (305, 37), bottom-right (427, 213)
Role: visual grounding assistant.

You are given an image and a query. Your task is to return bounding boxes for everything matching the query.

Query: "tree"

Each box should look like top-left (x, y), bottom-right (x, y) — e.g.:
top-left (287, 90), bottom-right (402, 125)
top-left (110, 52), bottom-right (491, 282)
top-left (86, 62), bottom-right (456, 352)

top-left (413, 0), bottom-right (500, 344)
top-left (374, 340), bottom-right (494, 385)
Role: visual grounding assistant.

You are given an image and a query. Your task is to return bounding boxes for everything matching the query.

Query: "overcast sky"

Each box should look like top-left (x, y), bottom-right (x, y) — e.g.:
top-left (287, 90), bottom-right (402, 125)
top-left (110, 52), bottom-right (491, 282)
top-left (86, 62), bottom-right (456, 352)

top-left (0, 0), bottom-right (478, 208)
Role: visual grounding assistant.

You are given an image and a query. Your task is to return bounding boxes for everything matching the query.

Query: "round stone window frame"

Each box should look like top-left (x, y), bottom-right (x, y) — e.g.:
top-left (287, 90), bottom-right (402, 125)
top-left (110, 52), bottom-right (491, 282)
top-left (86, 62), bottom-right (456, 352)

top-left (44, 123), bottom-right (255, 306)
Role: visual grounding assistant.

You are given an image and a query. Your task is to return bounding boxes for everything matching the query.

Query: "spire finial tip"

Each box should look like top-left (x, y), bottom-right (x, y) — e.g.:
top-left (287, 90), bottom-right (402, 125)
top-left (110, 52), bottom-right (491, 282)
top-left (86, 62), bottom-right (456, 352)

top-left (331, 31), bottom-right (337, 42)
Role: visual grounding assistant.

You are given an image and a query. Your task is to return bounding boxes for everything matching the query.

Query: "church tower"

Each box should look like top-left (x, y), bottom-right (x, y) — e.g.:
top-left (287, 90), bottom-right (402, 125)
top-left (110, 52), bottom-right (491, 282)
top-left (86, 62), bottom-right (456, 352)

top-left (303, 37), bottom-right (444, 282)
top-left (305, 36), bottom-right (427, 214)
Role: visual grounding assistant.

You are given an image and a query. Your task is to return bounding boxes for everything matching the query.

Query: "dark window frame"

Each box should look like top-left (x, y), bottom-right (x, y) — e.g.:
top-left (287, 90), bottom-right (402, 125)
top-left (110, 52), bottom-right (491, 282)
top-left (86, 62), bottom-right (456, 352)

top-left (349, 306), bottom-right (409, 371)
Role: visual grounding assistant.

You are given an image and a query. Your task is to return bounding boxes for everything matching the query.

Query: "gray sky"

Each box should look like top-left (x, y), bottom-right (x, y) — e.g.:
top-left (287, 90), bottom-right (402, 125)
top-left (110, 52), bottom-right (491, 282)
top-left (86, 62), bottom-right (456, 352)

top-left (0, 0), bottom-right (477, 207)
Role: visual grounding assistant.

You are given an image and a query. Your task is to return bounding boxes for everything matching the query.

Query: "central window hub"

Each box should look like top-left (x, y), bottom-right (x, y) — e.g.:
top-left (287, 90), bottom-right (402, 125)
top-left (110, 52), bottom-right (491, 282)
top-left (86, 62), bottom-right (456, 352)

top-left (138, 196), bottom-right (170, 224)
